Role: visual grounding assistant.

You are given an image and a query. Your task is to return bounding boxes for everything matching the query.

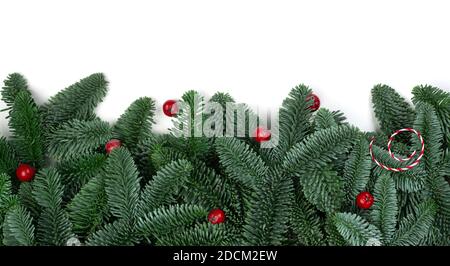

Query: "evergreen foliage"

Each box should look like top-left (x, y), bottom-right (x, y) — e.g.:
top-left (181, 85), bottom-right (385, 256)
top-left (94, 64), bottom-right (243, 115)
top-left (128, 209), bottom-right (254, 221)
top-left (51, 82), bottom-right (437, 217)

top-left (9, 91), bottom-right (44, 166)
top-left (40, 73), bottom-right (108, 130)
top-left (112, 97), bottom-right (155, 148)
top-left (47, 119), bottom-right (111, 160)
top-left (372, 84), bottom-right (415, 139)
top-left (0, 73), bottom-right (448, 246)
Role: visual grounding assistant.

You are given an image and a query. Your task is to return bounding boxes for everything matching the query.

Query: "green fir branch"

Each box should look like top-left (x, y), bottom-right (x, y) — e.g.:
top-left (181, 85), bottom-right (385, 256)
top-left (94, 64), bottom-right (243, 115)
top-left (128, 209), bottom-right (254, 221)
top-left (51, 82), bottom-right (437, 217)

top-left (9, 90), bottom-right (44, 166)
top-left (137, 204), bottom-right (208, 240)
top-left (0, 138), bottom-right (17, 176)
top-left (112, 97), bottom-right (155, 147)
top-left (86, 219), bottom-right (138, 246)
top-left (41, 73), bottom-right (108, 129)
top-left (104, 148), bottom-right (141, 221)
top-left (372, 84), bottom-right (415, 138)
top-left (32, 168), bottom-right (73, 246)
top-left (271, 85), bottom-right (313, 162)
top-left (290, 193), bottom-right (325, 246)
top-left (2, 205), bottom-right (35, 246)
top-left (282, 125), bottom-right (359, 175)
top-left (67, 175), bottom-right (109, 237)
top-left (47, 119), bottom-right (112, 160)
top-left (370, 174), bottom-right (398, 242)
top-left (215, 137), bottom-right (268, 188)
top-left (140, 159), bottom-right (192, 213)
top-left (333, 212), bottom-right (382, 246)
top-left (243, 168), bottom-right (294, 245)
top-left (391, 200), bottom-right (437, 246)
top-left (1, 73), bottom-right (30, 111)
top-left (343, 135), bottom-right (372, 204)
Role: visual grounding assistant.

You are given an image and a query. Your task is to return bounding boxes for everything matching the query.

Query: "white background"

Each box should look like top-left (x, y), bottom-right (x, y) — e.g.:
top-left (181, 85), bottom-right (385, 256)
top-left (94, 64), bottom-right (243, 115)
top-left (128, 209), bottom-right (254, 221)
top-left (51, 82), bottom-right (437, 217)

top-left (1, 0), bottom-right (449, 135)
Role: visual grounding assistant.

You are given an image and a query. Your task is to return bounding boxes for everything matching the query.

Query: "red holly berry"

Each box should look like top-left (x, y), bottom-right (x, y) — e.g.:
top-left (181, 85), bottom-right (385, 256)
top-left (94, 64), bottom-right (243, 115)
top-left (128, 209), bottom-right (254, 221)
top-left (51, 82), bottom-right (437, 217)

top-left (162, 99), bottom-right (179, 117)
top-left (105, 139), bottom-right (122, 154)
top-left (16, 163), bottom-right (36, 182)
top-left (356, 191), bottom-right (374, 209)
top-left (254, 126), bottom-right (271, 143)
top-left (208, 209), bottom-right (226, 224)
top-left (306, 93), bottom-right (320, 111)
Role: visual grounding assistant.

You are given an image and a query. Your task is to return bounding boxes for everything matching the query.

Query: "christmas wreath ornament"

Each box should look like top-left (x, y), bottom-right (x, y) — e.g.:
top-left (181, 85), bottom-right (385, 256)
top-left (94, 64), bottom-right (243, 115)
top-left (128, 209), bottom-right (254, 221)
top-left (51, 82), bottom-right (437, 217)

top-left (306, 93), bottom-right (320, 111)
top-left (369, 128), bottom-right (424, 172)
top-left (105, 139), bottom-right (122, 154)
top-left (254, 126), bottom-right (271, 143)
top-left (162, 99), bottom-right (179, 117)
top-left (15, 163), bottom-right (36, 182)
top-left (208, 209), bottom-right (226, 224)
top-left (356, 191), bottom-right (374, 209)
top-left (66, 237), bottom-right (82, 246)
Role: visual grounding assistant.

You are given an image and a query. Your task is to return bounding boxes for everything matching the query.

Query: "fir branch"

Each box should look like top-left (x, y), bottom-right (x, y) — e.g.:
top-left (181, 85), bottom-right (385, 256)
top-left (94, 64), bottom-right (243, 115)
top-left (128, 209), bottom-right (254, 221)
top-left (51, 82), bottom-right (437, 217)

top-left (412, 102), bottom-right (444, 172)
top-left (290, 193), bottom-right (325, 246)
top-left (17, 182), bottom-right (40, 219)
top-left (41, 73), bottom-right (108, 129)
top-left (243, 168), bottom-right (293, 245)
top-left (426, 171), bottom-right (450, 239)
top-left (104, 148), bottom-right (141, 221)
top-left (331, 110), bottom-right (348, 125)
top-left (391, 200), bottom-right (437, 246)
top-left (371, 145), bottom-right (425, 192)
top-left (150, 144), bottom-right (187, 171)
top-left (140, 159), bottom-right (192, 214)
top-left (325, 215), bottom-right (347, 246)
top-left (171, 90), bottom-right (212, 160)
top-left (215, 137), bottom-right (268, 188)
top-left (333, 212), bottom-right (382, 246)
top-left (301, 166), bottom-right (345, 213)
top-left (67, 175), bottom-right (109, 237)
top-left (57, 154), bottom-right (107, 201)
top-left (137, 204), bottom-right (208, 240)
top-left (86, 219), bottom-right (138, 246)
top-left (112, 97), bottom-right (155, 147)
top-left (2, 205), bottom-right (35, 246)
top-left (0, 137), bottom-right (17, 176)
top-left (372, 84), bottom-right (415, 138)
top-left (412, 85), bottom-right (450, 145)
top-left (283, 125), bottom-right (359, 175)
top-left (271, 85), bottom-right (313, 162)
top-left (0, 173), bottom-right (18, 244)
top-left (210, 92), bottom-right (235, 108)
top-left (47, 119), bottom-right (112, 160)
top-left (9, 90), bottom-right (45, 166)
top-left (314, 108), bottom-right (338, 130)
top-left (180, 162), bottom-right (233, 209)
top-left (1, 73), bottom-right (30, 111)
top-left (0, 173), bottom-right (13, 207)
top-left (129, 135), bottom-right (158, 179)
top-left (370, 174), bottom-right (398, 242)
top-left (343, 135), bottom-right (371, 204)
top-left (157, 223), bottom-right (228, 246)
top-left (32, 168), bottom-right (73, 246)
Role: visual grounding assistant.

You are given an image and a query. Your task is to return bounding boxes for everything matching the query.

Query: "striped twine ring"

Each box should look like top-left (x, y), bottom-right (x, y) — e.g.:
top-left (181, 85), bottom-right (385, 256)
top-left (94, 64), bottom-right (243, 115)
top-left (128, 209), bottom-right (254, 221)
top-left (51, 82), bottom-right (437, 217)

top-left (369, 128), bottom-right (425, 172)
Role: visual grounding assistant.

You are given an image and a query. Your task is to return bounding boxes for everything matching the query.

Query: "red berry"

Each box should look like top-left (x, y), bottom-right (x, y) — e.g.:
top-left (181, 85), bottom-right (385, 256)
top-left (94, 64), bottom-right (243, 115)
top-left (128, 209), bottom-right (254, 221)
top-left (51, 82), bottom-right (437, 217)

top-left (105, 139), bottom-right (122, 154)
top-left (16, 163), bottom-right (36, 182)
top-left (306, 93), bottom-right (320, 111)
top-left (208, 209), bottom-right (226, 224)
top-left (254, 126), bottom-right (271, 143)
top-left (163, 99), bottom-right (179, 117)
top-left (356, 191), bottom-right (374, 209)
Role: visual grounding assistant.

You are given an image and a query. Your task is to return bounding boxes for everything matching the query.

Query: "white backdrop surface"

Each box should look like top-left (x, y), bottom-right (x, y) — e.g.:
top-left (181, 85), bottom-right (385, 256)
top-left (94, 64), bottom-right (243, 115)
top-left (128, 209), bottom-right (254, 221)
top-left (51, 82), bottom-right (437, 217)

top-left (1, 0), bottom-right (449, 135)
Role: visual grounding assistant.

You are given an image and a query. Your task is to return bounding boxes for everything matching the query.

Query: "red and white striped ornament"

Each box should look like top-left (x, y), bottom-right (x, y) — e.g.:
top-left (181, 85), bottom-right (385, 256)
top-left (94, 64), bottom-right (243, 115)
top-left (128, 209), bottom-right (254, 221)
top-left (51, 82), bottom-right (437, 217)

top-left (369, 128), bottom-right (425, 172)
